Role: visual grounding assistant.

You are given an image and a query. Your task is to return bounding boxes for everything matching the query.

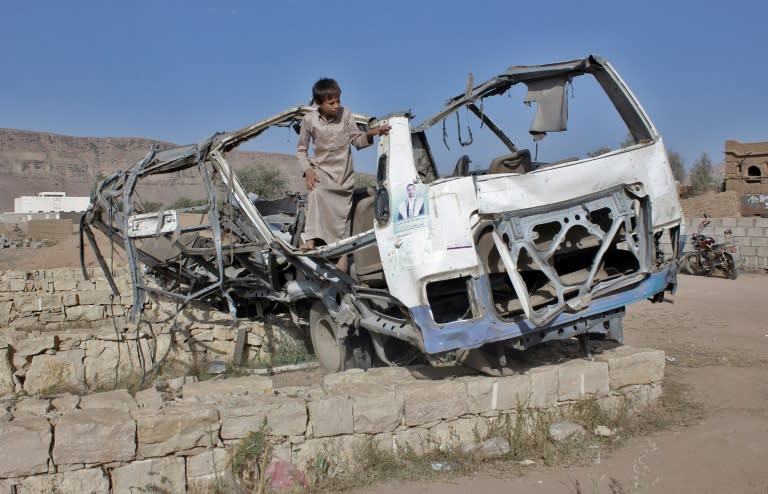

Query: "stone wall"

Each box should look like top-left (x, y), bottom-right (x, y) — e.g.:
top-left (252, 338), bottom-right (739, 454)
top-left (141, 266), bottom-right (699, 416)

top-left (0, 267), bottom-right (297, 394)
top-left (0, 347), bottom-right (664, 493)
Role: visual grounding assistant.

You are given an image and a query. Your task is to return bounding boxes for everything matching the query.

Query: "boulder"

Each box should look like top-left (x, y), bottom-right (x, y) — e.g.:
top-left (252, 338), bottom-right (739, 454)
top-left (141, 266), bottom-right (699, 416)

top-left (549, 420), bottom-right (585, 441)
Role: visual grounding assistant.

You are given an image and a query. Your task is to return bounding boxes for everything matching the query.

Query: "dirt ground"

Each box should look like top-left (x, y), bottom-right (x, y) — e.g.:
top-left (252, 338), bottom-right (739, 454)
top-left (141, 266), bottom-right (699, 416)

top-left (0, 228), bottom-right (122, 272)
top-left (2, 233), bottom-right (766, 494)
top-left (353, 272), bottom-right (768, 494)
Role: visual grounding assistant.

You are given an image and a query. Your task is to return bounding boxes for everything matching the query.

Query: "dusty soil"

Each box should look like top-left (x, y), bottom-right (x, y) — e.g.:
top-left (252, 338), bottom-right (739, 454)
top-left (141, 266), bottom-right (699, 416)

top-left (2, 229), bottom-right (766, 494)
top-left (0, 228), bottom-right (122, 272)
top-left (354, 272), bottom-right (768, 494)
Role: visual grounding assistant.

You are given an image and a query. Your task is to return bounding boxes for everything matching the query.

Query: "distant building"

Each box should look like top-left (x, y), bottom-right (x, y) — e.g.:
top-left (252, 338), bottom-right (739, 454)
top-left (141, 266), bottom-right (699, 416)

top-left (724, 140), bottom-right (768, 217)
top-left (13, 192), bottom-right (90, 214)
top-left (724, 140), bottom-right (768, 194)
top-left (0, 212), bottom-right (60, 224)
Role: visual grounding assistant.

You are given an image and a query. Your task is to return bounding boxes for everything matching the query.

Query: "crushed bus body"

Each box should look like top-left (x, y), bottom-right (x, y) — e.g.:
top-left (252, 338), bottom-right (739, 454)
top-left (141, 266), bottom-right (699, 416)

top-left (83, 55), bottom-right (683, 374)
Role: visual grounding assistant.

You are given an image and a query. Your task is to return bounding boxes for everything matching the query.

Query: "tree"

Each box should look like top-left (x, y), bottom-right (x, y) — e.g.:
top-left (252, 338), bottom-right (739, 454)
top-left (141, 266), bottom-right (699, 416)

top-left (354, 173), bottom-right (376, 188)
top-left (667, 151), bottom-right (686, 183)
top-left (620, 132), bottom-right (635, 148)
top-left (90, 171), bottom-right (107, 201)
top-left (138, 200), bottom-right (164, 212)
top-left (587, 147), bottom-right (612, 158)
top-left (587, 133), bottom-right (635, 158)
top-left (237, 166), bottom-right (288, 200)
top-left (170, 196), bottom-right (207, 209)
top-left (689, 152), bottom-right (718, 196)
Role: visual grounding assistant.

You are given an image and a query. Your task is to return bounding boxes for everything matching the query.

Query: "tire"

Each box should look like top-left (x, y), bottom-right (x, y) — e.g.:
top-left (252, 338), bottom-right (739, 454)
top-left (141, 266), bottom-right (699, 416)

top-left (682, 252), bottom-right (708, 276)
top-left (309, 301), bottom-right (372, 372)
top-left (723, 252), bottom-right (739, 280)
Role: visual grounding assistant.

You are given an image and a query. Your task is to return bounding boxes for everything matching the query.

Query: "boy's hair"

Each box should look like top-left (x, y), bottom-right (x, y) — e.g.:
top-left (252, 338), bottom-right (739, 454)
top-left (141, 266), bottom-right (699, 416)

top-left (312, 78), bottom-right (341, 104)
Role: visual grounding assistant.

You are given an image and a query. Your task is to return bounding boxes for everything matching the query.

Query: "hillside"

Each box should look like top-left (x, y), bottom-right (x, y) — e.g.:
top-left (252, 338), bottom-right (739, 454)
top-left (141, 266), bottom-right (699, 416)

top-left (1, 127), bottom-right (742, 220)
top-left (0, 128), bottom-right (306, 212)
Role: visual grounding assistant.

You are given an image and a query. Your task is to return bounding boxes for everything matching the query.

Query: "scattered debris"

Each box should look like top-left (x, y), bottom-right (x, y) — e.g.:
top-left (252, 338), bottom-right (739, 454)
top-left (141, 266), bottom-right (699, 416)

top-left (549, 421), bottom-right (586, 442)
top-left (265, 459), bottom-right (309, 490)
top-left (207, 361), bottom-right (227, 375)
top-left (594, 425), bottom-right (615, 437)
top-left (463, 436), bottom-right (511, 459)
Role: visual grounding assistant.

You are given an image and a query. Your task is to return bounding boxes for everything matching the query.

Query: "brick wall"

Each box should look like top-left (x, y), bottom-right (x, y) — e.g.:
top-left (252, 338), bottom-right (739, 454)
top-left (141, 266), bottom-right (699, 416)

top-left (682, 216), bottom-right (768, 270)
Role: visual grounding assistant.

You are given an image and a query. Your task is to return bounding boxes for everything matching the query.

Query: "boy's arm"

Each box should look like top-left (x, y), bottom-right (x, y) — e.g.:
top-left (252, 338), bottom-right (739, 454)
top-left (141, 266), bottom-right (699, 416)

top-left (351, 125), bottom-right (391, 149)
top-left (296, 117), bottom-right (319, 190)
top-left (347, 111), bottom-right (390, 150)
top-left (296, 118), bottom-right (312, 172)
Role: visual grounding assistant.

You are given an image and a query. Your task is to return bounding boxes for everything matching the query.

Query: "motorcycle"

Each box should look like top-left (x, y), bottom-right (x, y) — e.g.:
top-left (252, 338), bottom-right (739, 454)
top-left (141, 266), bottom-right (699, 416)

top-left (681, 214), bottom-right (739, 279)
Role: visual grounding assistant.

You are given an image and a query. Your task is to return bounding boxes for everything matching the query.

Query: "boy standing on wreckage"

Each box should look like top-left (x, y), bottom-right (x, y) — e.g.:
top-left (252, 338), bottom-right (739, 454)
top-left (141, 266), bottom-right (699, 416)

top-left (296, 78), bottom-right (390, 272)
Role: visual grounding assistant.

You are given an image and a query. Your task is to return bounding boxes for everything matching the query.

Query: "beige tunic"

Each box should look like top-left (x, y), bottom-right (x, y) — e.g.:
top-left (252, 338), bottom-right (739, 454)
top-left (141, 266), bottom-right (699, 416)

top-left (296, 107), bottom-right (372, 244)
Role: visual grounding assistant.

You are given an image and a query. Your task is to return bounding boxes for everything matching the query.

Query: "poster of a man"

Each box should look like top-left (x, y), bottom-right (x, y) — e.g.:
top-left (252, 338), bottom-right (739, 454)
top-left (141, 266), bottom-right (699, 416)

top-left (398, 183), bottom-right (425, 220)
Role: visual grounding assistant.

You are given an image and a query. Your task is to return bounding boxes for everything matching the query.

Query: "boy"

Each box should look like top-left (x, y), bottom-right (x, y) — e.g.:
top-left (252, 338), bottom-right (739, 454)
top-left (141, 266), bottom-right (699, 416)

top-left (296, 78), bottom-right (390, 271)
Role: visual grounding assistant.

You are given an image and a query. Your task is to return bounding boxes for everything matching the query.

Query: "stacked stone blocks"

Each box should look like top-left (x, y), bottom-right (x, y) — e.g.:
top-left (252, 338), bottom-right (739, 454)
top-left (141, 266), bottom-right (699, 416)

top-left (0, 268), bottom-right (290, 395)
top-left (1, 347), bottom-right (665, 492)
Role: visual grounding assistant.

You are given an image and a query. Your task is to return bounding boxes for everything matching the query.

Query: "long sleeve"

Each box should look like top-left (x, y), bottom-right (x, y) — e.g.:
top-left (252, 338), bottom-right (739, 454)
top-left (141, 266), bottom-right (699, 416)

top-left (346, 112), bottom-right (373, 151)
top-left (296, 116), bottom-right (313, 172)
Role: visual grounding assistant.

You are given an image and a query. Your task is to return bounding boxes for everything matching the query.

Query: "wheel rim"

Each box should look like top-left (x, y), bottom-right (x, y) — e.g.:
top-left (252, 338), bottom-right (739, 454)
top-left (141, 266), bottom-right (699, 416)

top-left (312, 317), bottom-right (342, 372)
top-left (685, 254), bottom-right (704, 274)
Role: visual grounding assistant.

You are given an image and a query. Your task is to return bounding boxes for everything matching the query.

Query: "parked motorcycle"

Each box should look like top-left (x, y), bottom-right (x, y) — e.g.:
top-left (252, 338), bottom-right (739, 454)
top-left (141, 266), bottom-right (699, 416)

top-left (681, 214), bottom-right (739, 279)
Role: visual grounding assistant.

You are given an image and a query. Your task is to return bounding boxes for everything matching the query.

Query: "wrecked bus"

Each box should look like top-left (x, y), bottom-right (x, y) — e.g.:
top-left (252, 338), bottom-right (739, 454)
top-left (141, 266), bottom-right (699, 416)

top-left (82, 55), bottom-right (683, 374)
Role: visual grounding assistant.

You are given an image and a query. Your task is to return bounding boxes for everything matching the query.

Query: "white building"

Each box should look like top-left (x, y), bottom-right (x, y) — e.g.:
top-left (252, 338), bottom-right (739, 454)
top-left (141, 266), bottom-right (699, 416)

top-left (14, 192), bottom-right (90, 214)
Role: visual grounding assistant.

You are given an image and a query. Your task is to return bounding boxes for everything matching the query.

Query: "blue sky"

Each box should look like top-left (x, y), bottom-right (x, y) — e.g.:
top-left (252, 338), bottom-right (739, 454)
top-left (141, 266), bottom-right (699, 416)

top-left (2, 0), bottom-right (766, 176)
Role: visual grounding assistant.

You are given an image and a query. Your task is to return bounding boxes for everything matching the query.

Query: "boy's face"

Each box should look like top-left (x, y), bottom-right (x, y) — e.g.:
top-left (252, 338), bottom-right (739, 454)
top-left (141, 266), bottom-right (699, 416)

top-left (318, 95), bottom-right (340, 120)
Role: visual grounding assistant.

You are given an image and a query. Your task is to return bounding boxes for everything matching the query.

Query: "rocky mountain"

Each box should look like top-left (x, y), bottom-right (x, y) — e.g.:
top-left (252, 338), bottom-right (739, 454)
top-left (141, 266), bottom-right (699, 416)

top-left (0, 128), bottom-right (306, 212)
